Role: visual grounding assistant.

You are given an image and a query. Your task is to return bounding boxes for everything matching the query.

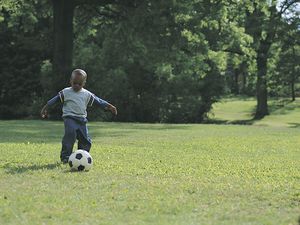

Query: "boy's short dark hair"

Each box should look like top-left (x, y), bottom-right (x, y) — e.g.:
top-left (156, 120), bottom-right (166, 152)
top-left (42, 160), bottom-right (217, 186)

top-left (71, 69), bottom-right (87, 79)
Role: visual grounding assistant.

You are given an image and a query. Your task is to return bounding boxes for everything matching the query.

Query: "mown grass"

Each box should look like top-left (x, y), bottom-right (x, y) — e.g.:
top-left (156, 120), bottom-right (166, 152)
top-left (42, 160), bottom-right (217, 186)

top-left (0, 120), bottom-right (299, 225)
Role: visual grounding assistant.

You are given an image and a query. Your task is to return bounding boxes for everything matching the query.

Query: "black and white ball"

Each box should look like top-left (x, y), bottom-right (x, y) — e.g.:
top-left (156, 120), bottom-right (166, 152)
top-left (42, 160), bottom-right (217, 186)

top-left (68, 150), bottom-right (93, 171)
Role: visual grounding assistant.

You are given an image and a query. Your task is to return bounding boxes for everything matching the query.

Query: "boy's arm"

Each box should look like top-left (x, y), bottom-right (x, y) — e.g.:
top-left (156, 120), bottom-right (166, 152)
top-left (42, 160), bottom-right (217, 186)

top-left (91, 95), bottom-right (117, 116)
top-left (106, 103), bottom-right (117, 116)
top-left (40, 94), bottom-right (61, 118)
top-left (40, 104), bottom-right (49, 118)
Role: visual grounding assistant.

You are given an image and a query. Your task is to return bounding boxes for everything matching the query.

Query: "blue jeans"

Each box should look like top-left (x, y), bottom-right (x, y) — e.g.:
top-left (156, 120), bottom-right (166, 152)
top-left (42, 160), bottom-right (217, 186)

top-left (61, 117), bottom-right (92, 161)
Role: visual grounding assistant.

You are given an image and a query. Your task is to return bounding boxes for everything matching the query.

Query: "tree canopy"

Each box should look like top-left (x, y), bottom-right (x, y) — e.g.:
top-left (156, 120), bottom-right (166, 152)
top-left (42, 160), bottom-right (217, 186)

top-left (0, 0), bottom-right (299, 122)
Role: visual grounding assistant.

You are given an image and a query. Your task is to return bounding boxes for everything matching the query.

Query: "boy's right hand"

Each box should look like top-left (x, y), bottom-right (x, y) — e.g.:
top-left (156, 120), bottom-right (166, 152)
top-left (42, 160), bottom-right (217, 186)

top-left (107, 104), bottom-right (117, 116)
top-left (40, 105), bottom-right (48, 118)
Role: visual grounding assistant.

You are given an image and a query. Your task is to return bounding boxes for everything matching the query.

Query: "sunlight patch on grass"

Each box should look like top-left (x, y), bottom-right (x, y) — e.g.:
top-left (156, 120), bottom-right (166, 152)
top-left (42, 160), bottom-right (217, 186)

top-left (209, 97), bottom-right (300, 127)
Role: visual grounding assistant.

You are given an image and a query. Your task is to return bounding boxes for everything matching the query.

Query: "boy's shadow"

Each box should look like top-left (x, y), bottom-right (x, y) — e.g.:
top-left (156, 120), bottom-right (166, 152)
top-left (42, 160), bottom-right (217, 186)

top-left (4, 163), bottom-right (60, 174)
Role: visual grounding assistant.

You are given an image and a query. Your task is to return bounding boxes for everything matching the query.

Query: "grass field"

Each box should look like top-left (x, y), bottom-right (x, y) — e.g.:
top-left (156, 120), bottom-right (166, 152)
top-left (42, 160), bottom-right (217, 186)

top-left (0, 101), bottom-right (300, 224)
top-left (209, 96), bottom-right (300, 127)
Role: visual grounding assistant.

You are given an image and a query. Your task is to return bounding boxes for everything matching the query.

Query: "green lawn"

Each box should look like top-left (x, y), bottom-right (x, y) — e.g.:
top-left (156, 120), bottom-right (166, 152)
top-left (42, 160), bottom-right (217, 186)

top-left (0, 119), bottom-right (299, 225)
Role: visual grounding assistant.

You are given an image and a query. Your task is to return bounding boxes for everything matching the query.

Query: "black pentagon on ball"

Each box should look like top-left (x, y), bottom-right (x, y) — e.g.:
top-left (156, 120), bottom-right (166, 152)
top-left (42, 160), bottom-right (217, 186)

top-left (75, 153), bottom-right (83, 160)
top-left (69, 161), bottom-right (73, 167)
top-left (87, 157), bottom-right (92, 164)
top-left (78, 165), bottom-right (85, 171)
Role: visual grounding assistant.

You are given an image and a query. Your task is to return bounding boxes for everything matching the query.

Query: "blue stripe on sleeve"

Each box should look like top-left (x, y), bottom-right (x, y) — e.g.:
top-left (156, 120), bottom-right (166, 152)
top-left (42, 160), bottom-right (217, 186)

top-left (92, 95), bottom-right (109, 108)
top-left (47, 95), bottom-right (60, 106)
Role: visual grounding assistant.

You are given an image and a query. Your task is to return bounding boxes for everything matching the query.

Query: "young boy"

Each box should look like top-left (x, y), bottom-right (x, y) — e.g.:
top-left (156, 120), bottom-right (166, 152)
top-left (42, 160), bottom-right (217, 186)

top-left (40, 69), bottom-right (117, 163)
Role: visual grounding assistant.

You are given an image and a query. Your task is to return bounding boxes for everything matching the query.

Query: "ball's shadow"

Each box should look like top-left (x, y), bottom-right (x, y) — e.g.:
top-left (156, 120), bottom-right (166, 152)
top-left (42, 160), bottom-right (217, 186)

top-left (63, 169), bottom-right (90, 173)
top-left (4, 162), bottom-right (61, 174)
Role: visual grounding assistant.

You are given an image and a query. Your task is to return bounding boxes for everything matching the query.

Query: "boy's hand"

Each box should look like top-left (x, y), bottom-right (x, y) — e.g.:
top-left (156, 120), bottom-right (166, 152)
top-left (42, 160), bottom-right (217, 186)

top-left (107, 104), bottom-right (117, 116)
top-left (40, 105), bottom-right (48, 119)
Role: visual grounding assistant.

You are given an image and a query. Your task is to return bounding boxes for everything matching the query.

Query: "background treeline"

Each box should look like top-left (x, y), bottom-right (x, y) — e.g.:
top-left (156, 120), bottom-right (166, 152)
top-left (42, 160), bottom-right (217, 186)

top-left (0, 0), bottom-right (299, 122)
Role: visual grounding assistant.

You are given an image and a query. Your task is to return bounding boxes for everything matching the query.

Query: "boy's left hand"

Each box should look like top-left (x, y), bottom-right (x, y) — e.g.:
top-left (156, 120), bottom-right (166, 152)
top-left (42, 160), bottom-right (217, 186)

top-left (107, 104), bottom-right (117, 116)
top-left (40, 105), bottom-right (48, 118)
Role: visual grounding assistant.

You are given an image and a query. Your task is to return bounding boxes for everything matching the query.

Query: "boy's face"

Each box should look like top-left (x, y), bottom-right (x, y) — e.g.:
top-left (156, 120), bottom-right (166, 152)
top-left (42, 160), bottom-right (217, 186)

top-left (70, 73), bottom-right (86, 92)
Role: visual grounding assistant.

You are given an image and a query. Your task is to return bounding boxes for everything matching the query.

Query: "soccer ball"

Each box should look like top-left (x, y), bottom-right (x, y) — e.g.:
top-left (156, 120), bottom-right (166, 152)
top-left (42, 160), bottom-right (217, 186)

top-left (68, 150), bottom-right (93, 171)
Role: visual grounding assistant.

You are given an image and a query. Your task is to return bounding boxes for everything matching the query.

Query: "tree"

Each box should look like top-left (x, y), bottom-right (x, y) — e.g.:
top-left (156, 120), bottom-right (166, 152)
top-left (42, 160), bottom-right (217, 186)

top-left (0, 0), bottom-right (51, 118)
top-left (51, 0), bottom-right (118, 92)
top-left (71, 0), bottom-right (232, 122)
top-left (244, 0), bottom-right (300, 118)
top-left (51, 0), bottom-right (75, 92)
top-left (276, 15), bottom-right (300, 100)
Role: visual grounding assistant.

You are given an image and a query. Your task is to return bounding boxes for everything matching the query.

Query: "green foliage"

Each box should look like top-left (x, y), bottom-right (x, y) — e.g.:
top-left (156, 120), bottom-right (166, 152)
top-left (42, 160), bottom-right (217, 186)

top-left (73, 0), bottom-right (230, 122)
top-left (272, 15), bottom-right (300, 98)
top-left (0, 0), bottom-right (51, 119)
top-left (0, 0), bottom-right (299, 121)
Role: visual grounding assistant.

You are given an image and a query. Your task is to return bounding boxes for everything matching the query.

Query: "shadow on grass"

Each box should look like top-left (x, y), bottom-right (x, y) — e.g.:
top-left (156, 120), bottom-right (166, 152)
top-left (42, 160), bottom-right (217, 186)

top-left (268, 99), bottom-right (297, 115)
top-left (287, 123), bottom-right (300, 128)
top-left (205, 118), bottom-right (256, 125)
top-left (124, 124), bottom-right (191, 130)
top-left (0, 124), bottom-right (132, 143)
top-left (4, 163), bottom-right (60, 174)
top-left (62, 169), bottom-right (90, 173)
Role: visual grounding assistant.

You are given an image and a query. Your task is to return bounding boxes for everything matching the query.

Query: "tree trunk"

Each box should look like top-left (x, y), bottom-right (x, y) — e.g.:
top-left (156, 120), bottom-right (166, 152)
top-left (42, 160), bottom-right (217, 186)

top-left (240, 61), bottom-right (247, 94)
top-left (255, 41), bottom-right (270, 119)
top-left (52, 0), bottom-right (75, 92)
top-left (291, 46), bottom-right (296, 101)
top-left (233, 68), bottom-right (239, 94)
top-left (291, 81), bottom-right (295, 101)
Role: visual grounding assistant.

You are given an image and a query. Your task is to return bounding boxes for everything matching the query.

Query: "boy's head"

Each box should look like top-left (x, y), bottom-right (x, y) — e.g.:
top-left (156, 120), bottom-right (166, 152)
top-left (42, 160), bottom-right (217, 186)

top-left (70, 69), bottom-right (87, 92)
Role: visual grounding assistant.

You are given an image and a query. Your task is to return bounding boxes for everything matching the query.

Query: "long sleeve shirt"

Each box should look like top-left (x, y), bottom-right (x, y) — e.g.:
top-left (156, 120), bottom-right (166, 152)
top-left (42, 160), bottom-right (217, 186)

top-left (47, 87), bottom-right (109, 119)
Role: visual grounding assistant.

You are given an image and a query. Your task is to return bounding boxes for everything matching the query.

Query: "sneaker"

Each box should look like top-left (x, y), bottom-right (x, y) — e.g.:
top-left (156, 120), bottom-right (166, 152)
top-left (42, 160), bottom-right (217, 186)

top-left (61, 158), bottom-right (69, 164)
